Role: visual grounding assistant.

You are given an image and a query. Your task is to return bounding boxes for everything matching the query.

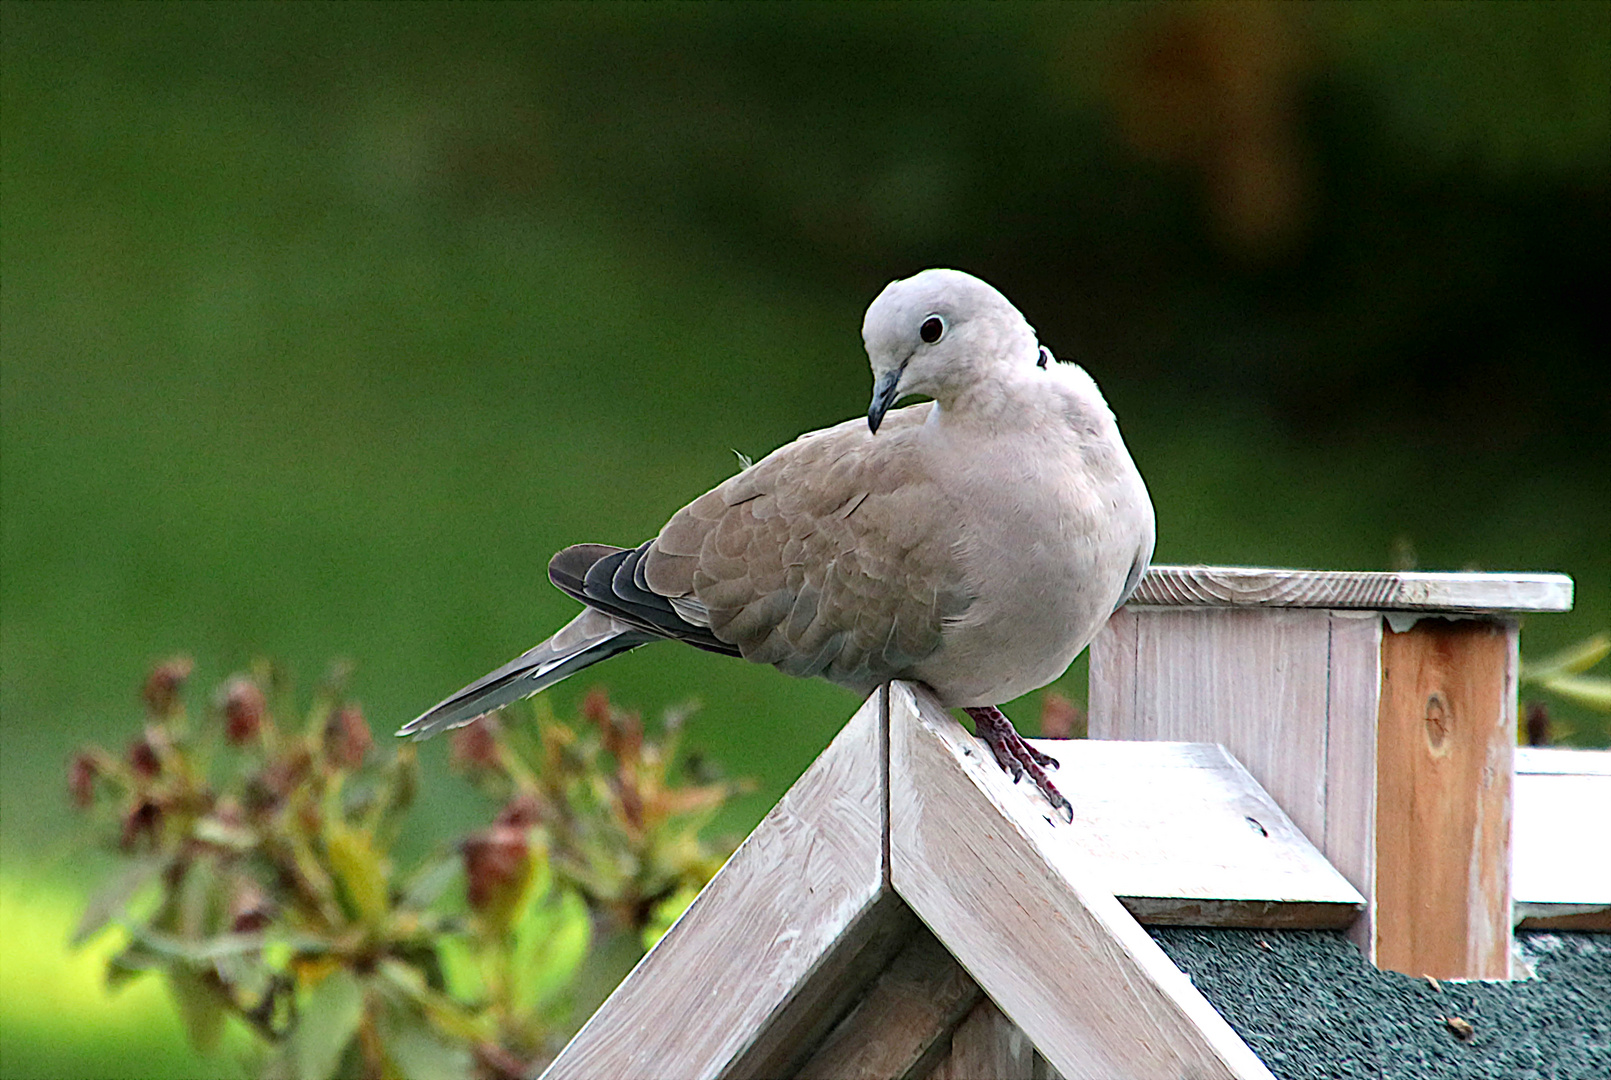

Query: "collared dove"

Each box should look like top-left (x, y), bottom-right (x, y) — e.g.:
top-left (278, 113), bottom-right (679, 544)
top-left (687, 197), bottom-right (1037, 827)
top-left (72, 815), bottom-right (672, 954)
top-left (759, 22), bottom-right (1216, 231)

top-left (401, 268), bottom-right (1155, 819)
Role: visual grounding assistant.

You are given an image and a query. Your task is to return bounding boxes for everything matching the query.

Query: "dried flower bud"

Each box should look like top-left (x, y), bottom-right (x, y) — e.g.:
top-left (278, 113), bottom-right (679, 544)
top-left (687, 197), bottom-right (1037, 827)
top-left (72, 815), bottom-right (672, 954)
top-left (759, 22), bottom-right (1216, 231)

top-left (1039, 692), bottom-right (1084, 740)
top-left (324, 704), bottom-right (372, 770)
top-left (68, 752), bottom-right (99, 809)
top-left (615, 776), bottom-right (644, 830)
top-left (245, 746), bottom-right (312, 816)
top-left (462, 824), bottom-right (530, 917)
top-left (229, 877), bottom-right (274, 934)
top-left (120, 799), bottom-right (162, 851)
top-left (449, 716), bottom-right (502, 774)
top-left (473, 1042), bottom-right (534, 1080)
top-left (612, 711), bottom-right (644, 763)
top-left (142, 655), bottom-right (194, 717)
top-left (211, 796), bottom-right (244, 828)
top-left (220, 677), bottom-right (267, 745)
top-left (127, 730), bottom-right (165, 779)
top-left (581, 685), bottom-right (612, 729)
top-left (1525, 701), bottom-right (1551, 747)
top-left (495, 792), bottom-right (543, 831)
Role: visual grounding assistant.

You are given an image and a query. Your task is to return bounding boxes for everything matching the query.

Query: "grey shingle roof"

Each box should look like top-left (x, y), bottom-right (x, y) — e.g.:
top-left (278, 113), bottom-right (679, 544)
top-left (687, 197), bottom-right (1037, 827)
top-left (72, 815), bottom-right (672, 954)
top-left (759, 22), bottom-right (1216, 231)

top-left (1150, 929), bottom-right (1611, 1080)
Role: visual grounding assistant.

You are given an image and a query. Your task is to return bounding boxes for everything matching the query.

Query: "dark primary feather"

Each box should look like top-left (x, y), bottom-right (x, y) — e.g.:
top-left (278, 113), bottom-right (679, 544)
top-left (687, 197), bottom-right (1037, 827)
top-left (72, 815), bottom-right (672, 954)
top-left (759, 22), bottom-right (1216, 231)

top-left (398, 608), bottom-right (652, 738)
top-left (554, 542), bottom-right (740, 657)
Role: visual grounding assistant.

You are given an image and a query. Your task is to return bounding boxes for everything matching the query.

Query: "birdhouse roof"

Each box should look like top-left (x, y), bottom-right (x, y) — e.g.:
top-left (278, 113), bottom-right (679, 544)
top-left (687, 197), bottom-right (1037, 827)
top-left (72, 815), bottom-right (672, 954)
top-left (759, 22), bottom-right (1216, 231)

top-left (539, 670), bottom-right (1607, 1079)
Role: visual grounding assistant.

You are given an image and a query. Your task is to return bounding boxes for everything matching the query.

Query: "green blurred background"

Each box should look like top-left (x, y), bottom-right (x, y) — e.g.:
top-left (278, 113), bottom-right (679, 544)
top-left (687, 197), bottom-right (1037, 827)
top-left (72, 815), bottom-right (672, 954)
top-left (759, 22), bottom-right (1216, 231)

top-left (2, 3), bottom-right (1607, 1076)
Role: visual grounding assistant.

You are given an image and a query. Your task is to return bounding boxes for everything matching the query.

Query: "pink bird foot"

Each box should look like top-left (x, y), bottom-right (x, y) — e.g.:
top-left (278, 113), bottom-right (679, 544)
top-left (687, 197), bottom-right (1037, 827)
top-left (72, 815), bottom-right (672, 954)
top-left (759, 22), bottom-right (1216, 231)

top-left (964, 705), bottom-right (1072, 823)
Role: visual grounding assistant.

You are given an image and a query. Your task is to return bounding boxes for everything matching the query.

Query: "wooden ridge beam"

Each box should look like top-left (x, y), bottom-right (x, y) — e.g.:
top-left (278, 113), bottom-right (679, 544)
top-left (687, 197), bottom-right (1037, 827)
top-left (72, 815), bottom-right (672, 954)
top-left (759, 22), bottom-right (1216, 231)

top-left (888, 682), bottom-right (1275, 1080)
top-left (540, 693), bottom-right (896, 1080)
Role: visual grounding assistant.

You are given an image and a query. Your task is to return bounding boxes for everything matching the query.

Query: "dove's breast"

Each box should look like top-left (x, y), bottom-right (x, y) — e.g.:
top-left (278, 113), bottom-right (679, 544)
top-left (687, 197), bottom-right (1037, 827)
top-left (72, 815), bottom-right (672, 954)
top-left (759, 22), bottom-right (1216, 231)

top-left (909, 388), bottom-right (1154, 707)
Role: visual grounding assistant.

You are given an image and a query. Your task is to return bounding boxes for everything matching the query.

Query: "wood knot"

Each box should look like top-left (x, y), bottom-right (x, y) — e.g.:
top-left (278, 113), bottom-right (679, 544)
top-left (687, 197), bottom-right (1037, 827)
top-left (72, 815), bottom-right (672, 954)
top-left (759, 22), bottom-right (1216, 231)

top-left (1424, 691), bottom-right (1451, 752)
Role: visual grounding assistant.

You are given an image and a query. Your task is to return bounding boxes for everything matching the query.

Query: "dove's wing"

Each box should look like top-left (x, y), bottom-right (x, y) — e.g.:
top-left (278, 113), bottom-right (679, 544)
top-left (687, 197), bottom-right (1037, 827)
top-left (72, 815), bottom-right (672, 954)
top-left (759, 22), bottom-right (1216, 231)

top-left (641, 402), bottom-right (974, 693)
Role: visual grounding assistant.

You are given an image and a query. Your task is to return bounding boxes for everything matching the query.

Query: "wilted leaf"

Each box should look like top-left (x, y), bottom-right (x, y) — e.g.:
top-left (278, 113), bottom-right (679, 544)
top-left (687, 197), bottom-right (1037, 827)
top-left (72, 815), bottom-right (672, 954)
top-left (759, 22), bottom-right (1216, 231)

top-left (292, 968), bottom-right (364, 1080)
top-left (193, 814), bottom-right (259, 851)
top-left (73, 854), bottom-right (166, 947)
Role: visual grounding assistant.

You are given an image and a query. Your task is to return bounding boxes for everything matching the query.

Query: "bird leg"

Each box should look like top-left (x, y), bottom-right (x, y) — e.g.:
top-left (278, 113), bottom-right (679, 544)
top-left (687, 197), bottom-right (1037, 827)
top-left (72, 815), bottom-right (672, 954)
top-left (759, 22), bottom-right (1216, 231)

top-left (963, 705), bottom-right (1072, 822)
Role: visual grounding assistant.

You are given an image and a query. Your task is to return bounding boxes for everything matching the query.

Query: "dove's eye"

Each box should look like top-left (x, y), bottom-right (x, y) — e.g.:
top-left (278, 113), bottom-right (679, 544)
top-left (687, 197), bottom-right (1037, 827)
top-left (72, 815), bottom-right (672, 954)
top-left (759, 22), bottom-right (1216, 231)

top-left (920, 315), bottom-right (945, 344)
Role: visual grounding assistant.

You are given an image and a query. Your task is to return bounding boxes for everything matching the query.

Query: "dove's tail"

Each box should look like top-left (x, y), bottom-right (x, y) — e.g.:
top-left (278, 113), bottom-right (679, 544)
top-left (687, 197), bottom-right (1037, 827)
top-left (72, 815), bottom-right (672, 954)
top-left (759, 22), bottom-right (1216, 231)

top-left (397, 608), bottom-right (654, 740)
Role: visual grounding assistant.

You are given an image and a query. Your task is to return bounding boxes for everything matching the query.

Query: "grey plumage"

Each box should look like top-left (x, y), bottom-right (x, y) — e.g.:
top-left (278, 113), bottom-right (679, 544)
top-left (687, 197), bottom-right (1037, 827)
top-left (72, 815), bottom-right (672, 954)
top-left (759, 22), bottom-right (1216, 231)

top-left (400, 269), bottom-right (1154, 753)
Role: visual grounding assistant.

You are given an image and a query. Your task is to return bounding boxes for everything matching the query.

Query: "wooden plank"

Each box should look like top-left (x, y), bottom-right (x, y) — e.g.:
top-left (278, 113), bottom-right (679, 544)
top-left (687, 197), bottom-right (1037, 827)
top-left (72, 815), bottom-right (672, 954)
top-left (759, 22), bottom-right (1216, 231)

top-left (1324, 610), bottom-right (1384, 957)
top-left (1130, 565), bottom-right (1572, 614)
top-left (1374, 619), bottom-right (1515, 979)
top-left (1087, 606), bottom-right (1137, 737)
top-left (738, 894), bottom-right (916, 1079)
top-left (1513, 751), bottom-right (1611, 929)
top-left (540, 692), bottom-right (890, 1080)
top-left (927, 999), bottom-right (1035, 1080)
top-left (1016, 739), bottom-right (1363, 928)
top-left (888, 682), bottom-right (1275, 1080)
top-left (795, 924), bottom-right (983, 1080)
top-left (1121, 608), bottom-right (1333, 842)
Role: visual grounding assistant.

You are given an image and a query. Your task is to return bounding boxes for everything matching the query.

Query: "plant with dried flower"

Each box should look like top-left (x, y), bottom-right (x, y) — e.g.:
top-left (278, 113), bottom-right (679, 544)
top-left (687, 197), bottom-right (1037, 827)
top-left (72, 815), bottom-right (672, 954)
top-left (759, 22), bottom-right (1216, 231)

top-left (1519, 632), bottom-right (1611, 745)
top-left (69, 657), bottom-right (747, 1080)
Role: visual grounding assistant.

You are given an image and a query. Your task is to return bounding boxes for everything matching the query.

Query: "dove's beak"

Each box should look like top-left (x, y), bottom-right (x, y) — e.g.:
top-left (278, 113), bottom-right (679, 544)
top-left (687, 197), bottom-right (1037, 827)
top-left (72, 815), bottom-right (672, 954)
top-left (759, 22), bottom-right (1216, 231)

top-left (867, 362), bottom-right (906, 434)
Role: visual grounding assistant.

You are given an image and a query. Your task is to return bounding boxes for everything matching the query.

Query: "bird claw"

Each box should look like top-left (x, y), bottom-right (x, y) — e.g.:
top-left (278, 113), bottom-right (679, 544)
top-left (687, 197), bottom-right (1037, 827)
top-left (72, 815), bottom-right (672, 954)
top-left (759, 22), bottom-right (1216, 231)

top-left (964, 705), bottom-right (1071, 823)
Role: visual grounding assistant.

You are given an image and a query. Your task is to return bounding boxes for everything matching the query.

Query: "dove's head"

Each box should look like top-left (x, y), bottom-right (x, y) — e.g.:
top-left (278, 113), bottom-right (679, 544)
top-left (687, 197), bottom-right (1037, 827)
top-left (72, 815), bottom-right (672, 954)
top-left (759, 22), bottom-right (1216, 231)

top-left (861, 268), bottom-right (1039, 433)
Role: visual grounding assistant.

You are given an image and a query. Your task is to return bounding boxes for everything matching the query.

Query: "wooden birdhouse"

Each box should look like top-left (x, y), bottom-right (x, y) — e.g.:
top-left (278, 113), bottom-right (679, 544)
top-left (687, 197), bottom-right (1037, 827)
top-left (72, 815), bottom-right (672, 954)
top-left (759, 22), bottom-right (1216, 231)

top-left (538, 567), bottom-right (1608, 1080)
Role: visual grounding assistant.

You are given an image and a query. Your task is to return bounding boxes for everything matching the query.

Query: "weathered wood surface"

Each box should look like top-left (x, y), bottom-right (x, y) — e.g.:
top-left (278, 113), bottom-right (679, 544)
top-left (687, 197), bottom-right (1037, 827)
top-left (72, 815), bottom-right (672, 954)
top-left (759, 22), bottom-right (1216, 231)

top-left (1131, 565), bottom-right (1572, 614)
top-left (1375, 620), bottom-right (1514, 979)
top-left (889, 682), bottom-right (1275, 1080)
top-left (1321, 610), bottom-right (1384, 956)
top-left (795, 926), bottom-right (982, 1080)
top-left (1513, 747), bottom-right (1611, 930)
top-left (1092, 604), bottom-right (1527, 978)
top-left (539, 693), bottom-right (889, 1080)
top-left (925, 999), bottom-right (1035, 1080)
top-left (1016, 738), bottom-right (1363, 928)
top-left (1091, 608), bottom-right (1333, 840)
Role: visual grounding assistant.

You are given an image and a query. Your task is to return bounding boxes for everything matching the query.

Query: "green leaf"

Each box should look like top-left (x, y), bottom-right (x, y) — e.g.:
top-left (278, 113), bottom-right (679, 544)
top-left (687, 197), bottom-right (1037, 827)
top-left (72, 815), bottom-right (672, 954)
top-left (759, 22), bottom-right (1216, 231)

top-left (641, 883), bottom-right (701, 951)
top-left (433, 935), bottom-right (484, 1004)
top-left (73, 854), bottom-right (167, 947)
top-left (106, 939), bottom-right (163, 990)
top-left (374, 959), bottom-right (484, 1044)
top-left (1521, 632), bottom-right (1611, 681)
top-left (510, 888), bottom-right (591, 1017)
top-left (397, 853), bottom-right (460, 913)
top-left (292, 969), bottom-right (365, 1080)
top-left (325, 823), bottom-right (391, 926)
top-left (125, 925), bottom-right (283, 962)
top-left (379, 1011), bottom-right (474, 1080)
top-left (1536, 672), bottom-right (1611, 712)
top-left (166, 967), bottom-right (226, 1053)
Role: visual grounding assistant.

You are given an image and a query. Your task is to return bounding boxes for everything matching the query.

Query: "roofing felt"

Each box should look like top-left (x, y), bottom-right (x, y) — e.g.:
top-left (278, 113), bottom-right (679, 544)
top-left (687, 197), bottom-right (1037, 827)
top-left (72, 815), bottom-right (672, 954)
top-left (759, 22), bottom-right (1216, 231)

top-left (1150, 929), bottom-right (1611, 1080)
